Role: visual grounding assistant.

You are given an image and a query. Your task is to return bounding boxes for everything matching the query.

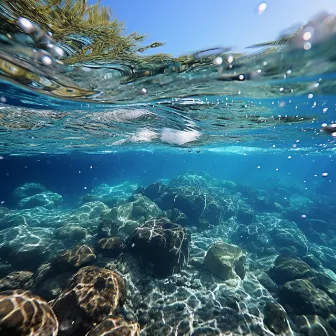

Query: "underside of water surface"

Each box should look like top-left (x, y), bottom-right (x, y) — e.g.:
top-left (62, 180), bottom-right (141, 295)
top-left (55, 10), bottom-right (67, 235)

top-left (0, 2), bottom-right (336, 336)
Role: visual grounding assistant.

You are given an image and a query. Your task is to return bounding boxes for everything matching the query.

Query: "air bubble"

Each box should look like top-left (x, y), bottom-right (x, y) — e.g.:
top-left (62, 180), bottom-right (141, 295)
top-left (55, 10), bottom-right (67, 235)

top-left (257, 2), bottom-right (267, 15)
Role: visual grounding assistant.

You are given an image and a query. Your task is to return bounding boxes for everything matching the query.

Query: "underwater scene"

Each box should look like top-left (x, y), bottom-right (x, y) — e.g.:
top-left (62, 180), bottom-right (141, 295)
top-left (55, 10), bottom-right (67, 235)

top-left (0, 1), bottom-right (336, 335)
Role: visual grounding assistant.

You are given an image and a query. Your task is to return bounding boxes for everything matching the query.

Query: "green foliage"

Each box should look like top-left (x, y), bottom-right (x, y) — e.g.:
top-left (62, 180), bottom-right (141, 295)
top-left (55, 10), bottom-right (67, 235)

top-left (0, 0), bottom-right (167, 64)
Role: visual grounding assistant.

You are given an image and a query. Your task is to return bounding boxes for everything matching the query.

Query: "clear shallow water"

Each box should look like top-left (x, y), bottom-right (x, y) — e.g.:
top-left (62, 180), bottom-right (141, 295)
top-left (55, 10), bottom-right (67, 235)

top-left (0, 3), bottom-right (336, 336)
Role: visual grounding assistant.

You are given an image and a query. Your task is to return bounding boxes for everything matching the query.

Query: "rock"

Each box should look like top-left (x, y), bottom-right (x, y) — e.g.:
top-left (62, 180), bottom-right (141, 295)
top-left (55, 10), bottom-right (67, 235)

top-left (70, 201), bottom-right (109, 224)
top-left (295, 315), bottom-right (336, 336)
top-left (166, 208), bottom-right (188, 227)
top-left (256, 271), bottom-right (278, 294)
top-left (268, 256), bottom-right (315, 285)
top-left (86, 317), bottom-right (140, 336)
top-left (101, 194), bottom-right (164, 238)
top-left (18, 191), bottom-right (63, 209)
top-left (53, 244), bottom-right (96, 270)
top-left (0, 225), bottom-right (57, 269)
top-left (302, 254), bottom-right (322, 269)
top-left (0, 289), bottom-right (58, 335)
top-left (204, 241), bottom-right (246, 281)
top-left (54, 225), bottom-right (87, 243)
top-left (126, 218), bottom-right (190, 277)
top-left (0, 271), bottom-right (34, 291)
top-left (13, 182), bottom-right (46, 201)
top-left (270, 224), bottom-right (308, 255)
top-left (52, 266), bottom-right (126, 335)
top-left (264, 301), bottom-right (291, 335)
top-left (280, 279), bottom-right (335, 317)
top-left (236, 205), bottom-right (255, 225)
top-left (96, 237), bottom-right (123, 257)
top-left (97, 220), bottom-right (117, 238)
top-left (36, 272), bottom-right (73, 301)
top-left (83, 182), bottom-right (138, 207)
top-left (231, 224), bottom-right (271, 255)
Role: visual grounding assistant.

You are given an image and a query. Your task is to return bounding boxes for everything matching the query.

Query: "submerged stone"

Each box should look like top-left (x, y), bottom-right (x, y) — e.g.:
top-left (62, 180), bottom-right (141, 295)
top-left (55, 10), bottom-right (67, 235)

top-left (18, 191), bottom-right (63, 209)
top-left (96, 237), bottom-right (123, 257)
top-left (204, 241), bottom-right (246, 281)
top-left (53, 244), bottom-right (96, 270)
top-left (52, 266), bottom-right (126, 335)
top-left (280, 279), bottom-right (335, 317)
top-left (125, 218), bottom-right (190, 277)
top-left (0, 271), bottom-right (34, 291)
top-left (101, 194), bottom-right (164, 238)
top-left (0, 225), bottom-right (57, 269)
top-left (295, 315), bottom-right (336, 336)
top-left (13, 182), bottom-right (46, 201)
top-left (0, 289), bottom-right (58, 336)
top-left (86, 317), bottom-right (140, 336)
top-left (263, 301), bottom-right (291, 334)
top-left (268, 256), bottom-right (314, 285)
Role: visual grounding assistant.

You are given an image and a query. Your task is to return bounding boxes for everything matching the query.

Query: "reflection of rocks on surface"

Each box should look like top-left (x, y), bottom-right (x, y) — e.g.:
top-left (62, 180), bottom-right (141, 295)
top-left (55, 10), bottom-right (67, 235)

top-left (86, 316), bottom-right (140, 336)
top-left (125, 218), bottom-right (190, 277)
top-left (52, 266), bottom-right (126, 335)
top-left (204, 241), bottom-right (246, 280)
top-left (0, 289), bottom-right (58, 336)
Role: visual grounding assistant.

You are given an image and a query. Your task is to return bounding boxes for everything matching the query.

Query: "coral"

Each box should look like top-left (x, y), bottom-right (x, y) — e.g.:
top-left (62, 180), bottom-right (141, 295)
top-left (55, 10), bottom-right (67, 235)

top-left (53, 244), bottom-right (96, 270)
top-left (0, 271), bottom-right (34, 291)
top-left (125, 218), bottom-right (190, 277)
top-left (0, 289), bottom-right (58, 336)
top-left (86, 317), bottom-right (140, 336)
top-left (52, 266), bottom-right (126, 335)
top-left (204, 241), bottom-right (246, 280)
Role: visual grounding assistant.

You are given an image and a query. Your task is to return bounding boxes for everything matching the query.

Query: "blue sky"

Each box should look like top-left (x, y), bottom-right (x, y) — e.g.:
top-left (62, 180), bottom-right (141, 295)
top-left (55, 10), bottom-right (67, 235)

top-left (89, 0), bottom-right (336, 56)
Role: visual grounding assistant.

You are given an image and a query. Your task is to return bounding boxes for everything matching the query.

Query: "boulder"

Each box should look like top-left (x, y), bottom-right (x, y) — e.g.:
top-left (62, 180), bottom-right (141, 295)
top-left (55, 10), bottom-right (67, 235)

top-left (18, 191), bottom-right (63, 209)
top-left (13, 182), bottom-right (46, 201)
top-left (53, 244), bottom-right (96, 270)
top-left (263, 301), bottom-right (291, 335)
top-left (0, 225), bottom-right (58, 269)
top-left (280, 279), bottom-right (335, 317)
top-left (0, 289), bottom-right (58, 335)
top-left (126, 218), bottom-right (190, 277)
top-left (96, 237), bottom-right (123, 257)
top-left (204, 241), bottom-right (246, 281)
top-left (0, 271), bottom-right (34, 291)
top-left (101, 194), bottom-right (164, 238)
top-left (52, 266), bottom-right (126, 335)
top-left (268, 256), bottom-right (314, 285)
top-left (86, 317), bottom-right (140, 336)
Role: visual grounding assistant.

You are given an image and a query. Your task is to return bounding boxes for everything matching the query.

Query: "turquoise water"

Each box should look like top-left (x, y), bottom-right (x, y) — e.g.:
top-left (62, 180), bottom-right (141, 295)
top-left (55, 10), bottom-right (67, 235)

top-left (0, 5), bottom-right (336, 336)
